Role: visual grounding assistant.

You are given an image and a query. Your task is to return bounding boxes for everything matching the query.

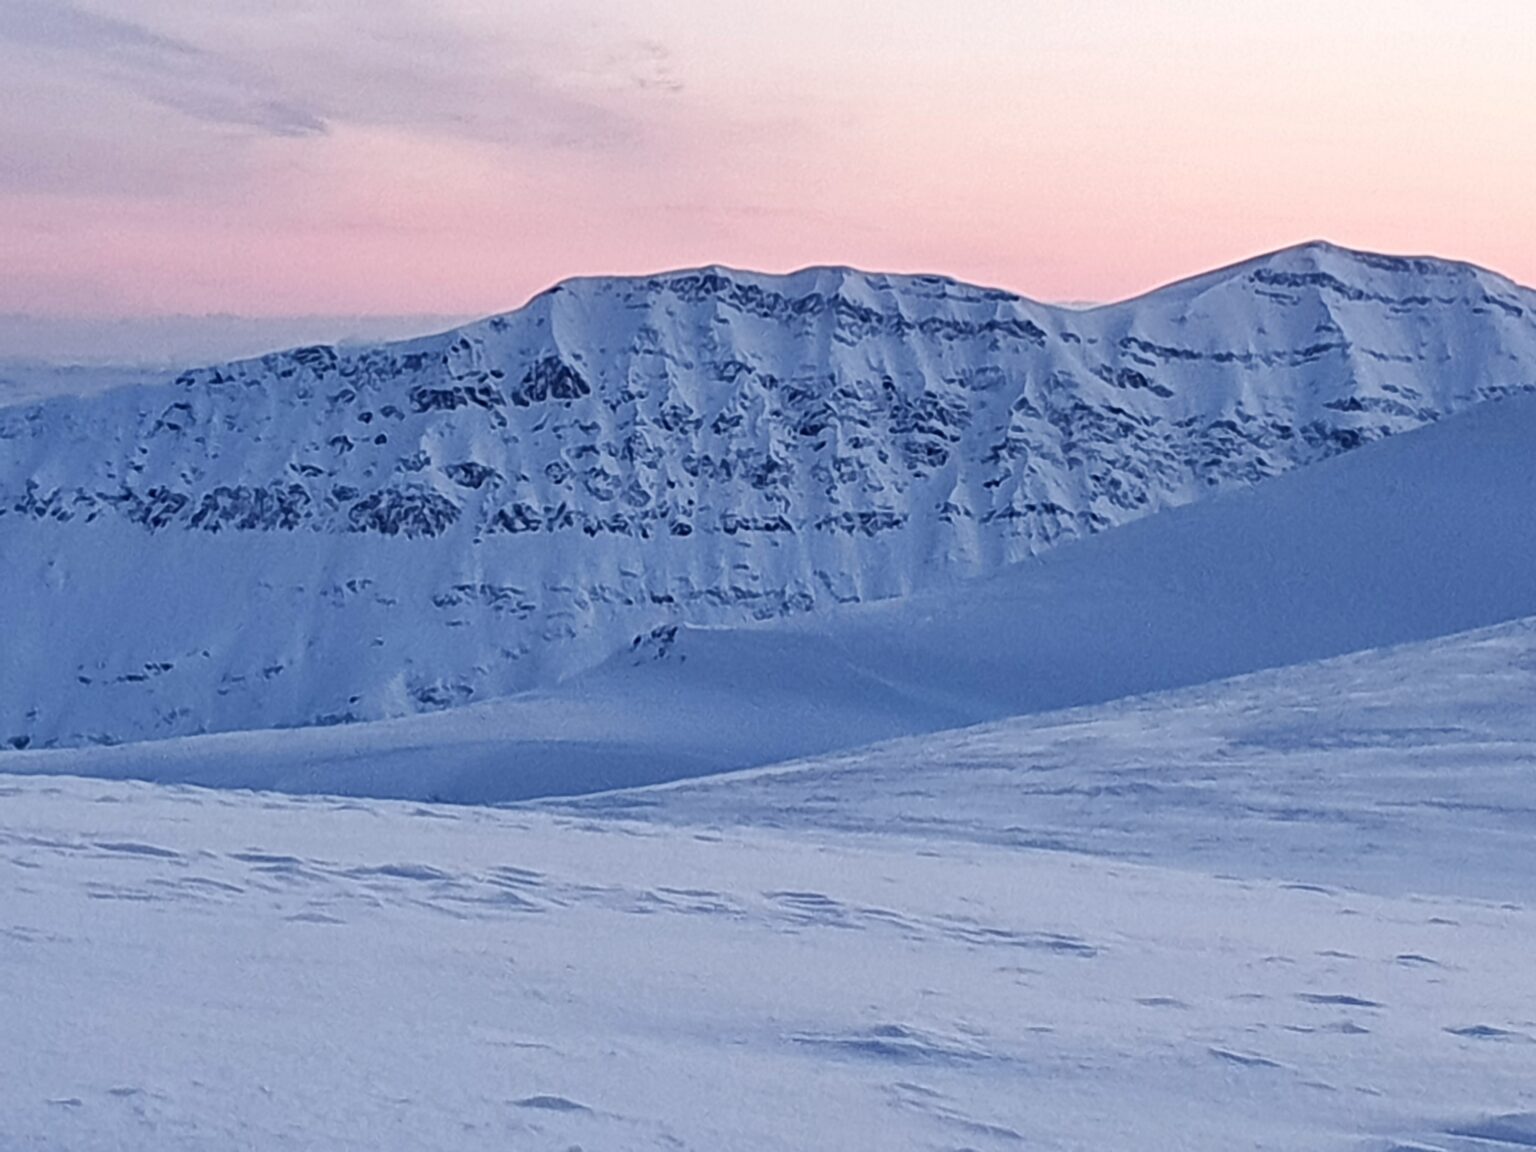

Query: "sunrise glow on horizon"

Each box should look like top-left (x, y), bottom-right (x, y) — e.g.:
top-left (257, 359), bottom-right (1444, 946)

top-left (3, 0), bottom-right (1534, 319)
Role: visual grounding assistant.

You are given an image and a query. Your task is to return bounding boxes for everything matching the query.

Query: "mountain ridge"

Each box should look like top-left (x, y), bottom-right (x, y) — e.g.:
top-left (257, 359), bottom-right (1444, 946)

top-left (7, 241), bottom-right (1528, 406)
top-left (2, 242), bottom-right (1533, 750)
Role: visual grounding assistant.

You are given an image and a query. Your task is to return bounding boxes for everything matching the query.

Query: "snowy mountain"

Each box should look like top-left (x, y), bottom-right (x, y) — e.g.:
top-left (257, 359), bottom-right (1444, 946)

top-left (7, 245), bottom-right (1536, 1152)
top-left (3, 241), bottom-right (1534, 749)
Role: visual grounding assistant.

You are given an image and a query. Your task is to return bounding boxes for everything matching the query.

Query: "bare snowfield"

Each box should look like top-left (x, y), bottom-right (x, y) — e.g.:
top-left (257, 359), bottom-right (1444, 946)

top-left (5, 617), bottom-right (1536, 1151)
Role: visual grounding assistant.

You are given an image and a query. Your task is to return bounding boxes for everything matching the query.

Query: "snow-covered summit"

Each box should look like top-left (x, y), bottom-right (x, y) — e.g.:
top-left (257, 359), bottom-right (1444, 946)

top-left (2, 243), bottom-right (1533, 749)
top-left (1117, 239), bottom-right (1527, 308)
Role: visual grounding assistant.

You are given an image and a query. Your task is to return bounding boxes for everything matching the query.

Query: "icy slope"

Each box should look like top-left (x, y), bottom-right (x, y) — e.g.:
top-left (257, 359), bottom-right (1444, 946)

top-left (14, 388), bottom-right (1536, 802)
top-left (3, 242), bottom-right (1535, 748)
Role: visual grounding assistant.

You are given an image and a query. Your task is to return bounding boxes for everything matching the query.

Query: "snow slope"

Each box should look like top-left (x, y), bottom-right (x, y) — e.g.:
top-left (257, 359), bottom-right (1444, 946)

top-left (3, 242), bottom-right (1534, 748)
top-left (4, 612), bottom-right (1536, 1151)
top-left (565, 613), bottom-right (1536, 903)
top-left (13, 388), bottom-right (1536, 803)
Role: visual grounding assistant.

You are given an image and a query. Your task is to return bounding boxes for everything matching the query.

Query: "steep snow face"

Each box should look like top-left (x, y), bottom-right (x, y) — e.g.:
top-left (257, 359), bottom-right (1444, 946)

top-left (2, 243), bottom-right (1533, 748)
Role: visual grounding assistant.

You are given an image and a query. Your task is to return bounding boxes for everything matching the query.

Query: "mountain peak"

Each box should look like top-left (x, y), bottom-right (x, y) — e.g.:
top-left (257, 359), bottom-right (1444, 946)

top-left (1231, 238), bottom-right (1530, 292)
top-left (1103, 239), bottom-right (1531, 321)
top-left (531, 262), bottom-right (1031, 314)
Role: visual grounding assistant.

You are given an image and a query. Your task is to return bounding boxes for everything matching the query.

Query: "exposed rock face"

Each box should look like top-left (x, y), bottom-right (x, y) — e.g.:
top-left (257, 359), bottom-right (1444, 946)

top-left (2, 242), bottom-right (1533, 748)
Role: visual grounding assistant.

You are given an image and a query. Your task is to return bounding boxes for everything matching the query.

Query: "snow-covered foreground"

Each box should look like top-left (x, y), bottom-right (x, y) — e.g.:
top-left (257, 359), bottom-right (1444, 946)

top-left (6, 618), bottom-right (1536, 1151)
top-left (5, 778), bottom-right (1535, 1152)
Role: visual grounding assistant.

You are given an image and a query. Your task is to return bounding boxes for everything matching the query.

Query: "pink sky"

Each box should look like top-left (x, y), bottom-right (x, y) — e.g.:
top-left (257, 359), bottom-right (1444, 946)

top-left (2, 0), bottom-right (1534, 318)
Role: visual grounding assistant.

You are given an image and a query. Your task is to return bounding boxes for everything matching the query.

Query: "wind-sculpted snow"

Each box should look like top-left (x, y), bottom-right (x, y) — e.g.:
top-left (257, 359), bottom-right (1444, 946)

top-left (2, 242), bottom-right (1534, 747)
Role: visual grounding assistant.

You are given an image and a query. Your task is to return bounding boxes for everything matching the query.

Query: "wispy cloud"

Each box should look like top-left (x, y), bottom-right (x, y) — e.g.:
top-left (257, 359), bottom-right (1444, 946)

top-left (0, 1), bottom-right (685, 150)
top-left (0, 0), bottom-right (183, 54)
top-left (0, 0), bottom-right (327, 136)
